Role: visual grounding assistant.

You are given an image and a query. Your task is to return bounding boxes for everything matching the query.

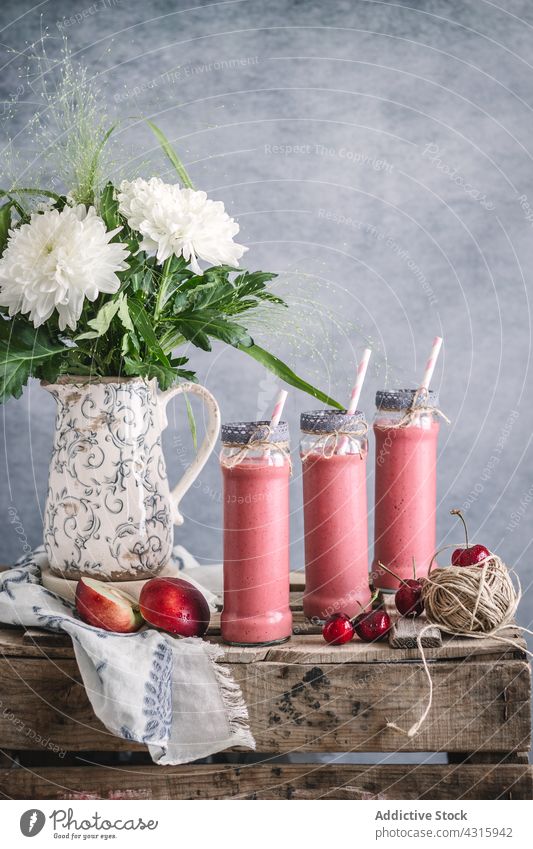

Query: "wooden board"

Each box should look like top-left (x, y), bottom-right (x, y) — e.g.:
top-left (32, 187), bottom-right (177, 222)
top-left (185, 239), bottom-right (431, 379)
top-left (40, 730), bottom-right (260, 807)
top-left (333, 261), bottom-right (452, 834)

top-left (3, 625), bottom-right (527, 665)
top-left (234, 660), bottom-right (531, 754)
top-left (289, 571), bottom-right (305, 592)
top-left (390, 616), bottom-right (442, 648)
top-left (2, 587), bottom-right (526, 664)
top-left (0, 762), bottom-right (531, 800)
top-left (0, 656), bottom-right (529, 754)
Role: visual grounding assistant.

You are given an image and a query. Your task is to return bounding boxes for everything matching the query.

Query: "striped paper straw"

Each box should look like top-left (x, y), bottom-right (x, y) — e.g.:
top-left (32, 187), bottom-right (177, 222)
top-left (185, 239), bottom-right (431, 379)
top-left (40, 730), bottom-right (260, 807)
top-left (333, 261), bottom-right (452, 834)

top-left (419, 336), bottom-right (443, 391)
top-left (270, 389), bottom-right (288, 428)
top-left (347, 348), bottom-right (372, 414)
top-left (338, 349), bottom-right (371, 454)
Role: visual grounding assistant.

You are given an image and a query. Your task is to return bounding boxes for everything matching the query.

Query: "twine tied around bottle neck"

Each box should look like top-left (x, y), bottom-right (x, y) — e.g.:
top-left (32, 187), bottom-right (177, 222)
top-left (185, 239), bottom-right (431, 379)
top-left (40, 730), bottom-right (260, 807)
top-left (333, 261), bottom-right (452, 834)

top-left (220, 423), bottom-right (292, 473)
top-left (386, 547), bottom-right (533, 739)
top-left (377, 387), bottom-right (450, 429)
top-left (300, 421), bottom-right (368, 461)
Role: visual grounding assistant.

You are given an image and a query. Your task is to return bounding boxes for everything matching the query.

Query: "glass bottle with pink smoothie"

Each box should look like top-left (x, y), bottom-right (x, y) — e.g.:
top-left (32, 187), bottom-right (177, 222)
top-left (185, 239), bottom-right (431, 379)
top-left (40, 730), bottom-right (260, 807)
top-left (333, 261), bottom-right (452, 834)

top-left (220, 421), bottom-right (292, 646)
top-left (300, 410), bottom-right (371, 620)
top-left (372, 389), bottom-right (440, 590)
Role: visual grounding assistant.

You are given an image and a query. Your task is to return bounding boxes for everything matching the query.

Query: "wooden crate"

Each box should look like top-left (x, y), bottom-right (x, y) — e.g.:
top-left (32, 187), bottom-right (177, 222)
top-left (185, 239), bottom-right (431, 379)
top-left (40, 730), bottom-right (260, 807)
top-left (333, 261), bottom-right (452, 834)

top-left (0, 578), bottom-right (531, 800)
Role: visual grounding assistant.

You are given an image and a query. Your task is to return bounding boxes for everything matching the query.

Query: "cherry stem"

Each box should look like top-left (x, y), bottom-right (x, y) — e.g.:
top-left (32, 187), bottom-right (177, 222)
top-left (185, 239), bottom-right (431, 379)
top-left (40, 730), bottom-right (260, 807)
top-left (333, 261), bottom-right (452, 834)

top-left (351, 590), bottom-right (380, 622)
top-left (377, 561), bottom-right (411, 587)
top-left (412, 557), bottom-right (417, 581)
top-left (450, 508), bottom-right (469, 548)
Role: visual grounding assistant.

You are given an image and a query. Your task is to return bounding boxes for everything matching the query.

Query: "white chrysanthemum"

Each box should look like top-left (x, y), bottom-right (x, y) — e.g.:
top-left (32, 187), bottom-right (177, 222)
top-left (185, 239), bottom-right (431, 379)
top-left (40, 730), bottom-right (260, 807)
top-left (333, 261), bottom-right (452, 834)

top-left (117, 177), bottom-right (247, 274)
top-left (0, 205), bottom-right (129, 331)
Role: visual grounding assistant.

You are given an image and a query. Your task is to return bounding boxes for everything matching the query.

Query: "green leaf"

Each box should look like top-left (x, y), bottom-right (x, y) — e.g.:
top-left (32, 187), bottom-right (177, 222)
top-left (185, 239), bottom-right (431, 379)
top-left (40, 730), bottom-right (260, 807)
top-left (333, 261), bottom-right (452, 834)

top-left (172, 291), bottom-right (190, 314)
top-left (123, 352), bottom-right (195, 389)
top-left (186, 279), bottom-right (235, 311)
top-left (0, 319), bottom-right (65, 402)
top-left (202, 265), bottom-right (237, 283)
top-left (174, 367), bottom-right (197, 382)
top-left (234, 270), bottom-right (278, 294)
top-left (238, 344), bottom-right (344, 409)
top-left (123, 356), bottom-right (178, 390)
top-left (129, 263), bottom-right (155, 295)
top-left (170, 266), bottom-right (287, 318)
top-left (145, 120), bottom-right (195, 189)
top-left (39, 355), bottom-right (64, 383)
top-left (117, 293), bottom-right (134, 332)
top-left (254, 290), bottom-right (286, 306)
top-left (100, 182), bottom-right (120, 231)
top-left (177, 311), bottom-right (252, 350)
top-left (76, 299), bottom-right (121, 339)
top-left (0, 202), bottom-right (12, 256)
top-left (88, 126), bottom-right (116, 197)
top-left (121, 332), bottom-right (134, 357)
top-left (127, 298), bottom-right (171, 367)
top-left (178, 323), bottom-right (211, 351)
top-left (159, 327), bottom-right (187, 353)
top-left (154, 256), bottom-right (191, 318)
top-left (230, 270), bottom-right (286, 312)
top-left (0, 188), bottom-right (62, 202)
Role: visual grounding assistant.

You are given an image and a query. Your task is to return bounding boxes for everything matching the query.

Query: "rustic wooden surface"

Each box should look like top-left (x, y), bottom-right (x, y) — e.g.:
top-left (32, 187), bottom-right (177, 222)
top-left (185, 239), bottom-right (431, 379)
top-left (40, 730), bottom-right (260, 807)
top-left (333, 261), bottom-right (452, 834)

top-left (389, 615), bottom-right (442, 648)
top-left (0, 568), bottom-right (531, 799)
top-left (0, 627), bottom-right (530, 754)
top-left (1, 762), bottom-right (531, 800)
top-left (10, 626), bottom-right (528, 663)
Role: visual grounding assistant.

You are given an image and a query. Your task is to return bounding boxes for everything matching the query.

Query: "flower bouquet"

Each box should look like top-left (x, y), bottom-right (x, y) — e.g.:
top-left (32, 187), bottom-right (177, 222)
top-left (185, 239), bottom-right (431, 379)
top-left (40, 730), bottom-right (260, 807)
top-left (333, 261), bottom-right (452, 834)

top-left (0, 54), bottom-right (343, 584)
top-left (0, 61), bottom-right (340, 408)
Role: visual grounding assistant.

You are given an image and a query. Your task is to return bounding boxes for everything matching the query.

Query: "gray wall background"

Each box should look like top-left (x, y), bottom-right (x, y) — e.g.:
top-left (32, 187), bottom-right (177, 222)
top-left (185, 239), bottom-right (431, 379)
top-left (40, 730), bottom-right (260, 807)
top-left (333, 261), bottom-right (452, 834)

top-left (1, 0), bottom-right (532, 663)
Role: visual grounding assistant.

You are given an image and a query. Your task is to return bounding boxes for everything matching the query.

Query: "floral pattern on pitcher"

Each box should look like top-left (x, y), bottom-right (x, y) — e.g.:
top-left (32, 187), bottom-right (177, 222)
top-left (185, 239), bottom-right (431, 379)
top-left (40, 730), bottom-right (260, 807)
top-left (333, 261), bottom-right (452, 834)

top-left (44, 379), bottom-right (174, 580)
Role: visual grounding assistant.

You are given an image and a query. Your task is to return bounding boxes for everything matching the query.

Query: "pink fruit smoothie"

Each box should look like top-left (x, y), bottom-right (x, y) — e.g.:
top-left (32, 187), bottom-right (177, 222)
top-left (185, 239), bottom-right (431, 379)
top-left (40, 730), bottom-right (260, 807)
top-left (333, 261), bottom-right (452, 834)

top-left (221, 444), bottom-right (292, 645)
top-left (302, 452), bottom-right (371, 619)
top-left (373, 413), bottom-right (439, 590)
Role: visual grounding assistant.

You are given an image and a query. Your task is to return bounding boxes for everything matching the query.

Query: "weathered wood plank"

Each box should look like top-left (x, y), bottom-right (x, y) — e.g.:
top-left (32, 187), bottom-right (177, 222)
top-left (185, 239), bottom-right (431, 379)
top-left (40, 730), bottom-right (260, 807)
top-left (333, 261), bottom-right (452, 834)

top-left (1, 627), bottom-right (527, 664)
top-left (389, 616), bottom-right (442, 648)
top-left (289, 591), bottom-right (304, 609)
top-left (0, 657), bottom-right (529, 753)
top-left (235, 660), bottom-right (531, 753)
top-left (289, 571), bottom-right (305, 591)
top-left (22, 628), bottom-right (72, 648)
top-left (0, 762), bottom-right (531, 800)
top-left (0, 628), bottom-right (76, 660)
top-left (448, 752), bottom-right (530, 765)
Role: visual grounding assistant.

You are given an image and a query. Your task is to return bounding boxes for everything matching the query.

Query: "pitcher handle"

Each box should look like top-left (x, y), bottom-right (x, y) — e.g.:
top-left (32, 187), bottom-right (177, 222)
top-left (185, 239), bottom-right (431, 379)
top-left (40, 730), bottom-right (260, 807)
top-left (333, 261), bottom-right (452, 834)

top-left (158, 382), bottom-right (221, 526)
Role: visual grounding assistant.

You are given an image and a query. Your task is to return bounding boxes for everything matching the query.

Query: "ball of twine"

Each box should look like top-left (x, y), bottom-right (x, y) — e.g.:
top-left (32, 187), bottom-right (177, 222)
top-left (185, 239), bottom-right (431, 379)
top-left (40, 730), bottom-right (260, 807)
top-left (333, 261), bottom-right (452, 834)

top-left (422, 554), bottom-right (519, 636)
top-left (386, 552), bottom-right (526, 739)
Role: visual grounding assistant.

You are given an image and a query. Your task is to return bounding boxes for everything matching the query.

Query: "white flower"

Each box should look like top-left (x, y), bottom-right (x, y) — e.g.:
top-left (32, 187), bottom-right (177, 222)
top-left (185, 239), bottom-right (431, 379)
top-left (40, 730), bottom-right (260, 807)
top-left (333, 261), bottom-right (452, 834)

top-left (117, 177), bottom-right (247, 274)
top-left (0, 205), bottom-right (129, 331)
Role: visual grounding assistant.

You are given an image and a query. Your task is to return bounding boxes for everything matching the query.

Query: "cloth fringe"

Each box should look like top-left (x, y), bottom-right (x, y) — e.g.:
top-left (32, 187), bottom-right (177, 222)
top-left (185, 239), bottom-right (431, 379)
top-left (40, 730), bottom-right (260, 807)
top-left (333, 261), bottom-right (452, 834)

top-left (205, 642), bottom-right (256, 751)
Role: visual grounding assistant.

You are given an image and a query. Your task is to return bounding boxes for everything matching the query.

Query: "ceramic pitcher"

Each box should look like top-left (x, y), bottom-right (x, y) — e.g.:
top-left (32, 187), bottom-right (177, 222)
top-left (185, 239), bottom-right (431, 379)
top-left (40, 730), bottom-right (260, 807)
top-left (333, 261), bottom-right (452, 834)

top-left (43, 377), bottom-right (220, 581)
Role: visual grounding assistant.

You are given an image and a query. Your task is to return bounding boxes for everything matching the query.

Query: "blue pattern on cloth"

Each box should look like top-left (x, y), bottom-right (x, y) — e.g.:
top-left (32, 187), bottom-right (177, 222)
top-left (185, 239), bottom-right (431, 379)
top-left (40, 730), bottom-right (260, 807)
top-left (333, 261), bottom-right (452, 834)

top-left (0, 548), bottom-right (254, 764)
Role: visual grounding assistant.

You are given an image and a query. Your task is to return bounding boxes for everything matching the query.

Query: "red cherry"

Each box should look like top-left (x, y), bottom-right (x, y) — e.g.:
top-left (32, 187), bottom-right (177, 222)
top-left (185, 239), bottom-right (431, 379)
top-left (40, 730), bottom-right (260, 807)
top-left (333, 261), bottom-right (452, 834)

top-left (451, 548), bottom-right (464, 566)
top-left (395, 579), bottom-right (424, 617)
top-left (322, 613), bottom-right (354, 645)
top-left (353, 609), bottom-right (392, 642)
top-left (456, 544), bottom-right (490, 567)
top-left (450, 509), bottom-right (490, 568)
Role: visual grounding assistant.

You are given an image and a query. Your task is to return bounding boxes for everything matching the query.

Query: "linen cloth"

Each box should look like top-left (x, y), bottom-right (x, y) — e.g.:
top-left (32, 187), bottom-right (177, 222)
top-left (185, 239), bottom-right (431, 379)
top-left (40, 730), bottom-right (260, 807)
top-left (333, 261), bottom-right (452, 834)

top-left (0, 547), bottom-right (254, 764)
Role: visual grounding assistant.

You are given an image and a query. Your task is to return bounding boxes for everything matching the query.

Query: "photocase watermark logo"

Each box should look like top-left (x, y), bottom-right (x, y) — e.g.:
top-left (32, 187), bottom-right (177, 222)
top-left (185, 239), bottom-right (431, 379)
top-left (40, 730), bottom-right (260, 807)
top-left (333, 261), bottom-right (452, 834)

top-left (50, 808), bottom-right (158, 834)
top-left (20, 809), bottom-right (46, 837)
top-left (18, 808), bottom-right (159, 838)
top-left (422, 142), bottom-right (495, 211)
